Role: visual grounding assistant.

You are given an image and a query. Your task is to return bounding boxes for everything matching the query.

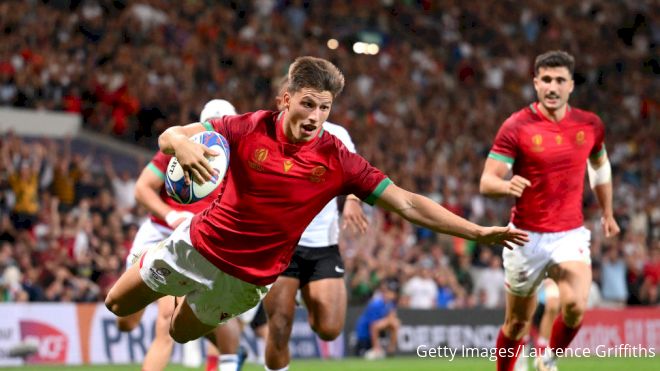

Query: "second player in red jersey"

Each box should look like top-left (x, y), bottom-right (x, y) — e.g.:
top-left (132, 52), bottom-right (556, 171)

top-left (480, 50), bottom-right (619, 371)
top-left (489, 102), bottom-right (605, 232)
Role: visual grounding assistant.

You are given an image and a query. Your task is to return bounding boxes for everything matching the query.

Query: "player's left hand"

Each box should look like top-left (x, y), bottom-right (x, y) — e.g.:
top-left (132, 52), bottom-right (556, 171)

top-left (601, 214), bottom-right (620, 238)
top-left (476, 226), bottom-right (529, 248)
top-left (341, 196), bottom-right (369, 234)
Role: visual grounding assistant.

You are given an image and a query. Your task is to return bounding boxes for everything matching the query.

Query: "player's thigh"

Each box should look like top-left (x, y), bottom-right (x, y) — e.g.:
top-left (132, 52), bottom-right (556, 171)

top-left (548, 261), bottom-right (592, 309)
top-left (106, 263), bottom-right (165, 316)
top-left (112, 222), bottom-right (170, 319)
top-left (546, 227), bottom-right (592, 307)
top-left (264, 276), bottom-right (299, 335)
top-left (302, 277), bottom-right (347, 327)
top-left (301, 245), bottom-right (346, 323)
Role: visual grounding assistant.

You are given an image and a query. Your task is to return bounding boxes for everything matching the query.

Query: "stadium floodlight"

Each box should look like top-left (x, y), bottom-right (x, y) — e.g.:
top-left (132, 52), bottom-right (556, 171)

top-left (327, 38), bottom-right (339, 50)
top-left (353, 42), bottom-right (366, 54)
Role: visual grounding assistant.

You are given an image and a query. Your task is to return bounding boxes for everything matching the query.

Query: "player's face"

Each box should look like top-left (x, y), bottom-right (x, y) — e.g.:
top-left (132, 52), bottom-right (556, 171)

top-left (533, 67), bottom-right (574, 112)
top-left (282, 88), bottom-right (333, 143)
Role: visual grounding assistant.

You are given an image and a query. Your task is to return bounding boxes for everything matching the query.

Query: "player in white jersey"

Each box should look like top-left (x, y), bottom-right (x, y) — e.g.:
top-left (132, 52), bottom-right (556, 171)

top-left (262, 77), bottom-right (369, 371)
top-left (116, 99), bottom-right (236, 371)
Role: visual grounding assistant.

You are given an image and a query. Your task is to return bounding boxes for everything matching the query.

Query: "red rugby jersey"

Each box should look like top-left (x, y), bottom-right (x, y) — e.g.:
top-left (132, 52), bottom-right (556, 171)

top-left (488, 103), bottom-right (606, 232)
top-left (190, 110), bottom-right (390, 285)
top-left (147, 152), bottom-right (223, 229)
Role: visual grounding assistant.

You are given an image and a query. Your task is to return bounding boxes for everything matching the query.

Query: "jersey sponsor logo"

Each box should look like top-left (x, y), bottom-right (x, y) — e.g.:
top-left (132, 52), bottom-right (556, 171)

top-left (310, 165), bottom-right (327, 183)
top-left (531, 134), bottom-right (544, 152)
top-left (334, 265), bottom-right (345, 273)
top-left (283, 159), bottom-right (294, 172)
top-left (576, 131), bottom-right (585, 145)
top-left (219, 312), bottom-right (232, 321)
top-left (555, 135), bottom-right (563, 145)
top-left (248, 148), bottom-right (268, 171)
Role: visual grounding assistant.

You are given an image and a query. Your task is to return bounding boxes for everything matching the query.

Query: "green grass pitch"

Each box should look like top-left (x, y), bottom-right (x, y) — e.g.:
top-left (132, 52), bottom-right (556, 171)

top-left (4, 356), bottom-right (658, 370)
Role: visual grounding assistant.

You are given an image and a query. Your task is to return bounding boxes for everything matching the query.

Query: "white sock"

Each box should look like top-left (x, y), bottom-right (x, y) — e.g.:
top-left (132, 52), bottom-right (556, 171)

top-left (264, 365), bottom-right (289, 371)
top-left (256, 338), bottom-right (266, 364)
top-left (219, 354), bottom-right (238, 371)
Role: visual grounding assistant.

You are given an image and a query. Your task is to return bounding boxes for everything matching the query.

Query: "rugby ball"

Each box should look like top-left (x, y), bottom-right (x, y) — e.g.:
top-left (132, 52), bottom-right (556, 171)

top-left (165, 131), bottom-right (229, 204)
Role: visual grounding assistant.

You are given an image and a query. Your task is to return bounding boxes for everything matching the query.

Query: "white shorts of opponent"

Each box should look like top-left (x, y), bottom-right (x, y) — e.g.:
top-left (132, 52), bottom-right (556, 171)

top-left (139, 217), bottom-right (269, 326)
top-left (125, 219), bottom-right (173, 269)
top-left (502, 224), bottom-right (591, 297)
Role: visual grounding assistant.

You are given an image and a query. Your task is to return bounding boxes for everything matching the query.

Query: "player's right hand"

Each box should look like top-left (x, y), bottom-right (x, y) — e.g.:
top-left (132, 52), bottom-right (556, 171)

top-left (476, 226), bottom-right (529, 248)
top-left (174, 138), bottom-right (219, 184)
top-left (507, 175), bottom-right (531, 197)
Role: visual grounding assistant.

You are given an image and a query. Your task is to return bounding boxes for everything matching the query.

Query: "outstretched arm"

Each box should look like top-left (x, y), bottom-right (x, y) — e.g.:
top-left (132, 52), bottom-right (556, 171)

top-left (159, 122), bottom-right (217, 184)
top-left (374, 184), bottom-right (528, 246)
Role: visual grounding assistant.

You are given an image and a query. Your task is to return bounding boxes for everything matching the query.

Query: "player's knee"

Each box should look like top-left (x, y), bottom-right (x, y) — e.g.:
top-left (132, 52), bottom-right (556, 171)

top-left (563, 299), bottom-right (587, 323)
top-left (503, 317), bottom-right (530, 337)
top-left (105, 295), bottom-right (127, 317)
top-left (314, 322), bottom-right (342, 341)
top-left (269, 313), bottom-right (294, 346)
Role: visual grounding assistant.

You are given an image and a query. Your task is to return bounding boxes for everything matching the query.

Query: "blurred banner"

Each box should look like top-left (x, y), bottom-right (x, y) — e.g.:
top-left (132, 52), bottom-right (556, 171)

top-left (344, 307), bottom-right (660, 357)
top-left (570, 308), bottom-right (660, 352)
top-left (1, 303), bottom-right (658, 365)
top-left (0, 107), bottom-right (80, 138)
top-left (0, 303), bottom-right (341, 366)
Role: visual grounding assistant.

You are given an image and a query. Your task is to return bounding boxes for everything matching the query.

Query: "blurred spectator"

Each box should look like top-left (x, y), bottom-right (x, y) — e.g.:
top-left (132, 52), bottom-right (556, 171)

top-left (354, 279), bottom-right (400, 359)
top-left (401, 261), bottom-right (437, 309)
top-left (103, 157), bottom-right (136, 212)
top-left (473, 249), bottom-right (505, 308)
top-left (3, 142), bottom-right (43, 230)
top-left (600, 245), bottom-right (629, 305)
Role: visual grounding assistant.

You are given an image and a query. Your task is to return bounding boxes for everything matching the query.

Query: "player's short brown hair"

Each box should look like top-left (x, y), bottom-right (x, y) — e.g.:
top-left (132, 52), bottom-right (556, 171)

top-left (534, 50), bottom-right (575, 76)
top-left (287, 56), bottom-right (345, 98)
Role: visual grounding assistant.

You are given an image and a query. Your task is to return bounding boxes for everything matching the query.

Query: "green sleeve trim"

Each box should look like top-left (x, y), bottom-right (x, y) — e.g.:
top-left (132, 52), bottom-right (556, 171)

top-left (488, 152), bottom-right (515, 165)
top-left (529, 103), bottom-right (537, 114)
top-left (589, 147), bottom-right (606, 160)
top-left (147, 163), bottom-right (165, 180)
top-left (202, 120), bottom-right (214, 131)
top-left (364, 178), bottom-right (393, 206)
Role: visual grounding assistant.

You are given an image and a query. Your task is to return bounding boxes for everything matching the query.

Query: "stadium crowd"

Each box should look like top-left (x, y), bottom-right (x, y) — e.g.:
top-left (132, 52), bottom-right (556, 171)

top-left (0, 1), bottom-right (658, 308)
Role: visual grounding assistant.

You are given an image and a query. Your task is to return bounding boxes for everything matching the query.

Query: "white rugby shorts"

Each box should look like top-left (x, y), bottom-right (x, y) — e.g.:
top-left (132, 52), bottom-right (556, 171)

top-left (502, 224), bottom-right (591, 297)
top-left (139, 217), bottom-right (269, 326)
top-left (126, 219), bottom-right (173, 268)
